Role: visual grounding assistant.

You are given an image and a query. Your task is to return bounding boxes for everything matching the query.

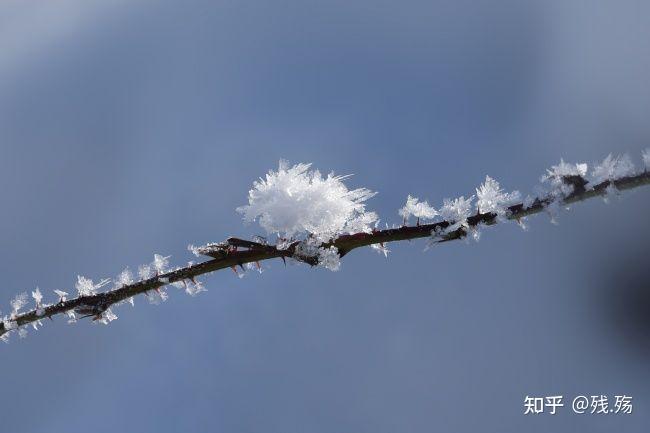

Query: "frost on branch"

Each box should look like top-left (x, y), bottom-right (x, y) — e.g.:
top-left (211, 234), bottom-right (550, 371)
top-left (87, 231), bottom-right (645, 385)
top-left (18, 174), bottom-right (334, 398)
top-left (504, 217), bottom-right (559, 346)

top-left (540, 159), bottom-right (588, 197)
top-left (237, 161), bottom-right (378, 241)
top-left (476, 176), bottom-right (520, 217)
top-left (398, 195), bottom-right (437, 224)
top-left (10, 292), bottom-right (28, 316)
top-left (294, 238), bottom-right (341, 271)
top-left (590, 154), bottom-right (635, 185)
top-left (439, 196), bottom-right (474, 232)
top-left (75, 276), bottom-right (110, 297)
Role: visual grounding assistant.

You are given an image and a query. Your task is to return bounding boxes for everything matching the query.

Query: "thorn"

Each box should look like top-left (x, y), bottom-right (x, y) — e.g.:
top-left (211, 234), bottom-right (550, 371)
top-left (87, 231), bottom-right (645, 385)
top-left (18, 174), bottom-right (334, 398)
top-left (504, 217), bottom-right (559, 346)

top-left (255, 261), bottom-right (261, 270)
top-left (230, 266), bottom-right (238, 275)
top-left (281, 256), bottom-right (287, 266)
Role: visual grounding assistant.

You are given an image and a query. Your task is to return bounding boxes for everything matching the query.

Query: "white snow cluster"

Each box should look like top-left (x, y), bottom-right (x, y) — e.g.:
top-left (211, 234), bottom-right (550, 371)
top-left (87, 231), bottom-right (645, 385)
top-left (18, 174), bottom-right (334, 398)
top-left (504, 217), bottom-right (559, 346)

top-left (476, 176), bottom-right (520, 216)
top-left (398, 195), bottom-right (437, 223)
top-left (590, 154), bottom-right (635, 184)
top-left (75, 275), bottom-right (110, 297)
top-left (294, 238), bottom-right (341, 271)
top-left (439, 196), bottom-right (475, 231)
top-left (237, 161), bottom-right (378, 241)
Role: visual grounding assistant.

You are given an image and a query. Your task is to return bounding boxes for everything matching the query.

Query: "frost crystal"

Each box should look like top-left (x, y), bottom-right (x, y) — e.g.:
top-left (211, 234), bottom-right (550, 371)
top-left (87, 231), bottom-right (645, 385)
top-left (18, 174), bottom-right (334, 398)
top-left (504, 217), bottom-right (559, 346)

top-left (53, 290), bottom-right (68, 302)
top-left (541, 159), bottom-right (588, 182)
top-left (75, 276), bottom-right (110, 297)
top-left (115, 268), bottom-right (134, 288)
top-left (439, 196), bottom-right (474, 231)
top-left (590, 154), bottom-right (635, 184)
top-left (152, 254), bottom-right (170, 274)
top-left (371, 243), bottom-right (390, 258)
top-left (31, 288), bottom-right (43, 306)
top-left (18, 328), bottom-right (28, 338)
top-left (475, 176), bottom-right (521, 216)
top-left (146, 288), bottom-right (168, 304)
top-left (317, 246), bottom-right (341, 271)
top-left (96, 308), bottom-right (117, 325)
top-left (237, 161), bottom-right (378, 241)
top-left (10, 292), bottom-right (28, 315)
top-left (185, 280), bottom-right (206, 296)
top-left (398, 195), bottom-right (438, 223)
top-left (642, 148), bottom-right (650, 170)
top-left (138, 264), bottom-right (153, 280)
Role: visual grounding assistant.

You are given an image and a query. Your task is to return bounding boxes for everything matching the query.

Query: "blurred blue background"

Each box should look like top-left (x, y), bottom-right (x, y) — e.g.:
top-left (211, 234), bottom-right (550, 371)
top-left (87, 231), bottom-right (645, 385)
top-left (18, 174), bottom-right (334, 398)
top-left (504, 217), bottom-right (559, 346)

top-left (1, 1), bottom-right (649, 432)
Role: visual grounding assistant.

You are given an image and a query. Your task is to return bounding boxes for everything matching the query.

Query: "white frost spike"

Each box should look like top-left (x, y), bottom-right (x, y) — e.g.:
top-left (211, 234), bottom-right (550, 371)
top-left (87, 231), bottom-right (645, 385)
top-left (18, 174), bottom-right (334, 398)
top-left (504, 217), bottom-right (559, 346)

top-left (398, 195), bottom-right (438, 223)
top-left (96, 308), bottom-right (117, 325)
top-left (75, 276), bottom-right (110, 297)
top-left (237, 161), bottom-right (378, 241)
top-left (66, 310), bottom-right (77, 324)
top-left (115, 268), bottom-right (134, 288)
top-left (541, 159), bottom-right (588, 182)
top-left (371, 243), bottom-right (390, 258)
top-left (476, 176), bottom-right (521, 216)
top-left (10, 292), bottom-right (28, 315)
top-left (146, 288), bottom-right (168, 305)
top-left (152, 254), bottom-right (170, 274)
top-left (318, 246), bottom-right (341, 271)
top-left (185, 280), bottom-right (207, 296)
top-left (31, 287), bottom-right (43, 306)
top-left (53, 289), bottom-right (68, 302)
top-left (138, 264), bottom-right (153, 280)
top-left (642, 148), bottom-right (650, 170)
top-left (439, 196), bottom-right (475, 231)
top-left (590, 154), bottom-right (635, 184)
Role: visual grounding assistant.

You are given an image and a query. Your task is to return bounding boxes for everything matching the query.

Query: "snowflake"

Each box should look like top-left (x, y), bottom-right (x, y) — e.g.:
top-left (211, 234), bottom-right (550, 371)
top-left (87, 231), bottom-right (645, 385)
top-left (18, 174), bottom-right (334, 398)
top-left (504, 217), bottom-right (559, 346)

top-left (10, 292), bottom-right (28, 315)
top-left (590, 154), bottom-right (635, 184)
top-left (237, 161), bottom-right (378, 241)
top-left (398, 195), bottom-right (438, 223)
top-left (643, 148), bottom-right (650, 170)
top-left (475, 176), bottom-right (521, 216)
top-left (75, 276), bottom-right (110, 297)
top-left (439, 196), bottom-right (475, 231)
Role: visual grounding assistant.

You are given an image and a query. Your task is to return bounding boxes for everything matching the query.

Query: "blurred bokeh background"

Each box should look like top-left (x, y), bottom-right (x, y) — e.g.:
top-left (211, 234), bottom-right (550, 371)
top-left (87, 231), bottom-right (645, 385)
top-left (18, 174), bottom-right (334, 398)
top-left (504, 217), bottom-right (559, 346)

top-left (1, 1), bottom-right (649, 432)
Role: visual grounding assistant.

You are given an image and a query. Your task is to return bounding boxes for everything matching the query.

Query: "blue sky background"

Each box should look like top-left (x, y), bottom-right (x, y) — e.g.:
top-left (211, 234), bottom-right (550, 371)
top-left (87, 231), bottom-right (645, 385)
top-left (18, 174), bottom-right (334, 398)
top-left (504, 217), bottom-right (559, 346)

top-left (1, 1), bottom-right (649, 432)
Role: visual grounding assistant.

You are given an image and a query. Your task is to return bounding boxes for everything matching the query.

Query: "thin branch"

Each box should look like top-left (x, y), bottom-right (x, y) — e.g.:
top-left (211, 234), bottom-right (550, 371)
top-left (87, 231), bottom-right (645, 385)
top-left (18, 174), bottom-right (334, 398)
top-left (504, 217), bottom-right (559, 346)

top-left (2, 171), bottom-right (649, 337)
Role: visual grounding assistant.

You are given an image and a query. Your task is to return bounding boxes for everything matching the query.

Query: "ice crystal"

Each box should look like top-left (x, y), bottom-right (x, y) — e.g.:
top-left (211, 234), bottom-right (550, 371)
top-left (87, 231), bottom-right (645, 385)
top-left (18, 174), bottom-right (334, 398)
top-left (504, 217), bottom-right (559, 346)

top-left (398, 195), bottom-right (438, 223)
top-left (371, 243), bottom-right (390, 258)
top-left (439, 196), bottom-right (475, 231)
top-left (31, 288), bottom-right (43, 306)
top-left (642, 148), bottom-right (649, 170)
top-left (53, 290), bottom-right (68, 303)
top-left (115, 268), bottom-right (134, 288)
top-left (75, 276), bottom-right (110, 297)
top-left (18, 328), bottom-right (27, 338)
top-left (475, 176), bottom-right (521, 216)
top-left (146, 288), bottom-right (168, 304)
top-left (541, 159), bottom-right (588, 197)
top-left (590, 154), bottom-right (635, 184)
top-left (185, 280), bottom-right (206, 296)
top-left (96, 308), bottom-right (117, 325)
top-left (237, 161), bottom-right (378, 241)
top-left (152, 254), bottom-right (170, 274)
top-left (317, 246), bottom-right (341, 271)
top-left (138, 264), bottom-right (153, 280)
top-left (10, 292), bottom-right (28, 315)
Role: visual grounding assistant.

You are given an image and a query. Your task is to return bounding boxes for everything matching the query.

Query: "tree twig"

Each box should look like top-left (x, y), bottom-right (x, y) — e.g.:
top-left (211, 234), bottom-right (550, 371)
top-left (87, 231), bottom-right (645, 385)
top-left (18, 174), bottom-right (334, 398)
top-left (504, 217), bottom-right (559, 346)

top-left (2, 171), bottom-right (649, 337)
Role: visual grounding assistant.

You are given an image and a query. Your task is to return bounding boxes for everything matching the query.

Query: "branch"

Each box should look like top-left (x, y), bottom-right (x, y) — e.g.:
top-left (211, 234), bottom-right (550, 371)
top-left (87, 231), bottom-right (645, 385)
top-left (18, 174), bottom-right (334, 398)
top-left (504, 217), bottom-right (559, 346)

top-left (1, 170), bottom-right (649, 339)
